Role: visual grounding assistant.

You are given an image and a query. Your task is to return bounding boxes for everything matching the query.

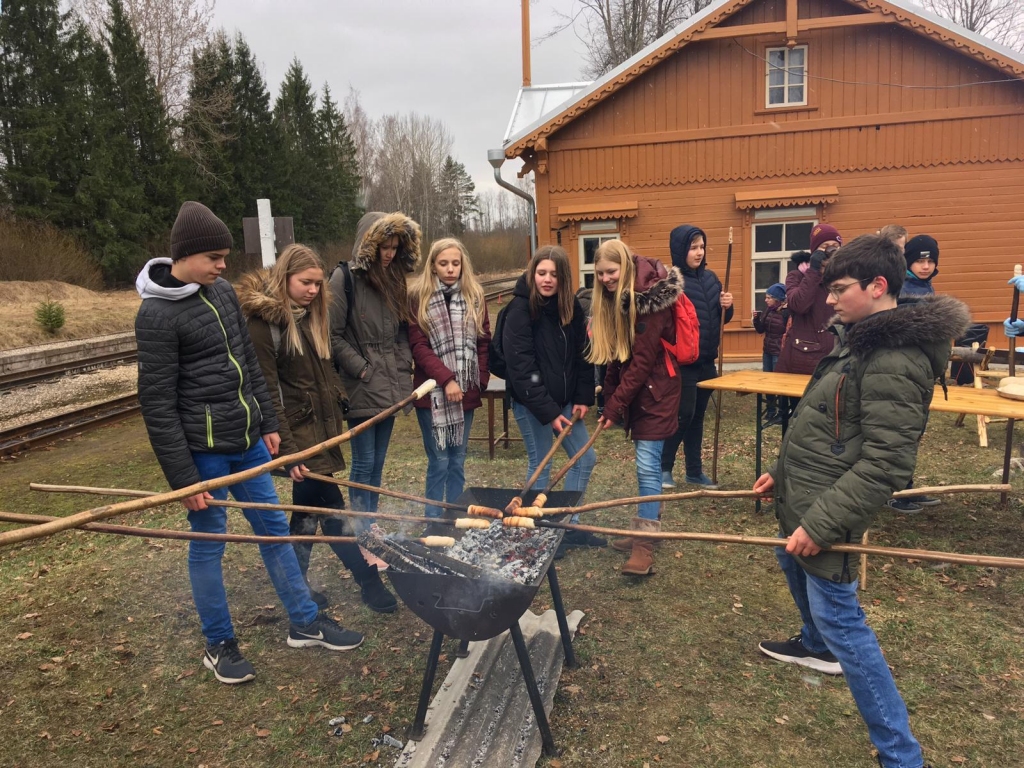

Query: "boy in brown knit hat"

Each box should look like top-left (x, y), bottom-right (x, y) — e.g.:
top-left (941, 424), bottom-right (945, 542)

top-left (135, 201), bottom-right (364, 685)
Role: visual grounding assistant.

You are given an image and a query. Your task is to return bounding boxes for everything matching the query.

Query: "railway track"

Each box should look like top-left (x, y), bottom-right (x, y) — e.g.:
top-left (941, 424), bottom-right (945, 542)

top-left (0, 394), bottom-right (140, 457)
top-left (482, 277), bottom-right (517, 302)
top-left (0, 349), bottom-right (138, 391)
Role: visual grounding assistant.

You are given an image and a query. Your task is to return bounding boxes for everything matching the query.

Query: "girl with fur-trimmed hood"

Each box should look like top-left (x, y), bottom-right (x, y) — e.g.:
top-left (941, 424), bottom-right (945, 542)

top-left (239, 244), bottom-right (397, 613)
top-left (329, 212), bottom-right (420, 514)
top-left (591, 240), bottom-right (685, 576)
top-left (408, 238), bottom-right (491, 518)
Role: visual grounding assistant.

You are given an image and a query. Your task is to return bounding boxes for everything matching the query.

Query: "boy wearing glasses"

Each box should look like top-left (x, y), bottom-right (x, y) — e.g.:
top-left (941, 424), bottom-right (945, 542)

top-left (753, 235), bottom-right (968, 768)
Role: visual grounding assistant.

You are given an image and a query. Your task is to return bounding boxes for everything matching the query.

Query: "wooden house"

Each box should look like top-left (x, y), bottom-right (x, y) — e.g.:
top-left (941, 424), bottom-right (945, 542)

top-left (501, 0), bottom-right (1024, 359)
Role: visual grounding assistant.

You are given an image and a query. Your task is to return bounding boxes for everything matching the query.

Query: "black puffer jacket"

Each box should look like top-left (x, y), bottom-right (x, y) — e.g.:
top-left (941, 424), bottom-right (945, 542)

top-left (135, 259), bottom-right (279, 490)
top-left (502, 274), bottom-right (594, 425)
top-left (670, 225), bottom-right (734, 382)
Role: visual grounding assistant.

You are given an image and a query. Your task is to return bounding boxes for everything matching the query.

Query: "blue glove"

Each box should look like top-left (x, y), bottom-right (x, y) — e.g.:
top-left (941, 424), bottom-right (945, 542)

top-left (1004, 318), bottom-right (1024, 337)
top-left (1009, 275), bottom-right (1024, 292)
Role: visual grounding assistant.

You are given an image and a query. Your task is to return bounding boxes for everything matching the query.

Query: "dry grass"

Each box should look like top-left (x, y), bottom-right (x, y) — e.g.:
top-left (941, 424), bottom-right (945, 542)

top-left (1, 391), bottom-right (1023, 767)
top-left (0, 281), bottom-right (140, 350)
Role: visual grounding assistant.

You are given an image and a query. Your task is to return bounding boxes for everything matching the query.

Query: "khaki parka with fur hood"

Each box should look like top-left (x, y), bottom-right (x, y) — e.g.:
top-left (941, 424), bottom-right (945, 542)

top-left (602, 255), bottom-right (685, 441)
top-left (329, 212), bottom-right (420, 420)
top-left (769, 294), bottom-right (970, 582)
top-left (238, 269), bottom-right (348, 475)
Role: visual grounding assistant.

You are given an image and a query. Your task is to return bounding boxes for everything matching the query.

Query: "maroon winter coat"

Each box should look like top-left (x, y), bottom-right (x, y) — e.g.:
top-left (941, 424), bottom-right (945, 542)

top-left (753, 304), bottom-right (788, 356)
top-left (776, 267), bottom-right (835, 375)
top-left (409, 298), bottom-right (491, 411)
top-left (602, 255), bottom-right (685, 441)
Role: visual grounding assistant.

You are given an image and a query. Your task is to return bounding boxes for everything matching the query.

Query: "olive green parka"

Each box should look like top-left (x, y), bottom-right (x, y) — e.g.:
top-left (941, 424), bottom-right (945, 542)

top-left (770, 294), bottom-right (970, 582)
top-left (238, 270), bottom-right (348, 475)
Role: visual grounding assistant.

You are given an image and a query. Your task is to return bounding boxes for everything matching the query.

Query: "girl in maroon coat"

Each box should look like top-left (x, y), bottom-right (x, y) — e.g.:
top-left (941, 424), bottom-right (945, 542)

top-left (408, 238), bottom-right (491, 517)
top-left (591, 240), bottom-right (685, 576)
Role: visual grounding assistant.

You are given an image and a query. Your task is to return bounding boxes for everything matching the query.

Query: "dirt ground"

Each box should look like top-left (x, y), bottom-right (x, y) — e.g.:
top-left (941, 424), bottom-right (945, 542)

top-left (1, 392), bottom-right (1023, 768)
top-left (0, 281), bottom-right (140, 350)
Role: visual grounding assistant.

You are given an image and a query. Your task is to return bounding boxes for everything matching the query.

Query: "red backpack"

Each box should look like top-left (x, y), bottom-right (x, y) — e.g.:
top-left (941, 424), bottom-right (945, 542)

top-left (661, 294), bottom-right (700, 376)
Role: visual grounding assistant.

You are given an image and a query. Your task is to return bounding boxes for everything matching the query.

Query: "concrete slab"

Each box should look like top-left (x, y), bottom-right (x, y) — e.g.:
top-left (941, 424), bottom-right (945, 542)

top-left (394, 609), bottom-right (585, 768)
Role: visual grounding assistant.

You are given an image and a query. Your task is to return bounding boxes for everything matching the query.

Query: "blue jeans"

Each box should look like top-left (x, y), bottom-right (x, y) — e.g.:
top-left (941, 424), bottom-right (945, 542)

top-left (347, 415), bottom-right (395, 514)
top-left (776, 547), bottom-right (924, 768)
top-left (634, 439), bottom-right (664, 520)
top-left (189, 442), bottom-right (318, 645)
top-left (416, 407), bottom-right (475, 518)
top-left (512, 401), bottom-right (596, 520)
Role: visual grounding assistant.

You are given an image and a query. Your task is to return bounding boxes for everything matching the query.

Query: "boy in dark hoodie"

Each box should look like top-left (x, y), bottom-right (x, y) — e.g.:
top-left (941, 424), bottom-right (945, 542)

top-left (753, 282), bottom-right (789, 424)
top-left (135, 202), bottom-right (363, 686)
top-left (755, 235), bottom-right (967, 768)
top-left (661, 225), bottom-right (733, 489)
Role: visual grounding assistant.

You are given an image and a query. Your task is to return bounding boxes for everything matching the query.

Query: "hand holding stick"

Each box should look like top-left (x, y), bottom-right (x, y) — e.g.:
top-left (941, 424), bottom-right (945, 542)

top-left (532, 419), bottom-right (607, 508)
top-left (505, 413), bottom-right (579, 515)
top-left (711, 227), bottom-right (735, 484)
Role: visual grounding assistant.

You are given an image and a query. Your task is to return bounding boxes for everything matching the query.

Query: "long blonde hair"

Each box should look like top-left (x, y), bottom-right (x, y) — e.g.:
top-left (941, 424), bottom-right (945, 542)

top-left (588, 239), bottom-right (637, 365)
top-left (527, 245), bottom-right (575, 326)
top-left (268, 243), bottom-right (332, 359)
top-left (411, 238), bottom-right (487, 333)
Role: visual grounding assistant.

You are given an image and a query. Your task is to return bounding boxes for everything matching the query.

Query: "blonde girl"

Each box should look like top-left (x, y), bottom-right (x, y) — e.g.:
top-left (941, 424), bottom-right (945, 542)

top-left (591, 240), bottom-right (684, 575)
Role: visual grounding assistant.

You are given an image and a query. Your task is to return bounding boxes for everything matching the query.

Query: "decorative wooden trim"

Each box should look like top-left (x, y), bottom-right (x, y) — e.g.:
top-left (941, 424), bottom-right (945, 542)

top-left (557, 201), bottom-right (640, 221)
top-left (548, 104), bottom-right (1024, 153)
top-left (735, 186), bottom-right (839, 210)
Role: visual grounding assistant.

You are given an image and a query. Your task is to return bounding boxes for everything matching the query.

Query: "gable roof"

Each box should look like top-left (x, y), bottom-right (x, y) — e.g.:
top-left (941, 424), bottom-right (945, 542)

top-left (503, 0), bottom-right (1024, 158)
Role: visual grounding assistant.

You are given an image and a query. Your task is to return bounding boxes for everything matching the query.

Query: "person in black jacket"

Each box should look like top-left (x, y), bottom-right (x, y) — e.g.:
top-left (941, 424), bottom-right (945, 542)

top-left (502, 245), bottom-right (603, 552)
top-left (135, 201), bottom-right (363, 686)
top-left (661, 225), bottom-right (734, 489)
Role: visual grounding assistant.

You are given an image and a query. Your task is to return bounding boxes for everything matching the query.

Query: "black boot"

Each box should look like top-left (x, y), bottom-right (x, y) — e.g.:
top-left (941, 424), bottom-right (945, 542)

top-left (356, 565), bottom-right (398, 614)
top-left (335, 542), bottom-right (397, 614)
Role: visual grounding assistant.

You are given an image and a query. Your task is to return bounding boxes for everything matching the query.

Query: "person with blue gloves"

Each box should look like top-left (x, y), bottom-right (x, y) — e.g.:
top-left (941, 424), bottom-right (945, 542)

top-left (1004, 272), bottom-right (1024, 345)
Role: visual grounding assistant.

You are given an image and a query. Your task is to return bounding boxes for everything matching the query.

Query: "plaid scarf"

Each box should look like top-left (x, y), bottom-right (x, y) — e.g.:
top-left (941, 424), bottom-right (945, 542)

top-left (424, 278), bottom-right (479, 450)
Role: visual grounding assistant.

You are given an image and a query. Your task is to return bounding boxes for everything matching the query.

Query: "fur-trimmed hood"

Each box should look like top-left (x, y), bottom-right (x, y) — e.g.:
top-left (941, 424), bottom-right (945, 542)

top-left (839, 294), bottom-right (971, 376)
top-left (350, 211), bottom-right (421, 273)
top-left (236, 268), bottom-right (290, 326)
top-left (624, 255), bottom-right (685, 317)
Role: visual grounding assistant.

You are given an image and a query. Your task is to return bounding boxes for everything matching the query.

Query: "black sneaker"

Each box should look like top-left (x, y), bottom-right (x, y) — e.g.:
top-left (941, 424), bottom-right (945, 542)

top-left (885, 498), bottom-right (923, 514)
top-left (308, 588), bottom-right (329, 610)
top-left (203, 638), bottom-right (256, 684)
top-left (288, 611), bottom-right (364, 651)
top-left (758, 635), bottom-right (843, 675)
top-left (358, 566), bottom-right (398, 614)
top-left (562, 530), bottom-right (608, 549)
top-left (903, 494), bottom-right (940, 507)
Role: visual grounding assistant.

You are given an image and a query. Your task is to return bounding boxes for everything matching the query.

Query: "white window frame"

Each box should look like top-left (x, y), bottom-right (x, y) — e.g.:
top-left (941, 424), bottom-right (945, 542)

top-left (766, 45), bottom-right (808, 108)
top-left (750, 210), bottom-right (817, 314)
top-left (578, 224), bottom-right (619, 291)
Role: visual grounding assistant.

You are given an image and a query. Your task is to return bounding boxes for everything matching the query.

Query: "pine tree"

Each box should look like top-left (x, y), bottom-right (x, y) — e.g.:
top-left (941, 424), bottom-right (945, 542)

top-left (437, 155), bottom-right (478, 236)
top-left (231, 35), bottom-right (280, 226)
top-left (273, 59), bottom-right (323, 243)
top-left (0, 0), bottom-right (96, 230)
top-left (316, 84), bottom-right (362, 244)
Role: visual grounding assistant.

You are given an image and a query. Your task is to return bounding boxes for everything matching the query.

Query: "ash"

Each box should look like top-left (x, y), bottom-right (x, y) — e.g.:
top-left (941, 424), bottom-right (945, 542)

top-left (358, 523), bottom-right (560, 585)
top-left (445, 523), bottom-right (560, 585)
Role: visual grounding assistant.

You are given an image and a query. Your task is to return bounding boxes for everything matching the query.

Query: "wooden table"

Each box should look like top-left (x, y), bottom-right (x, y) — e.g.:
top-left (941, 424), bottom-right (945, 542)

top-left (470, 377), bottom-right (520, 460)
top-left (701, 370), bottom-right (1024, 508)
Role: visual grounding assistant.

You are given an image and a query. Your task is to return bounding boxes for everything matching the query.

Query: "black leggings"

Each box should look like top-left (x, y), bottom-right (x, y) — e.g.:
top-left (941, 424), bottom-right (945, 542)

top-left (290, 477), bottom-right (371, 581)
top-left (661, 361), bottom-right (717, 477)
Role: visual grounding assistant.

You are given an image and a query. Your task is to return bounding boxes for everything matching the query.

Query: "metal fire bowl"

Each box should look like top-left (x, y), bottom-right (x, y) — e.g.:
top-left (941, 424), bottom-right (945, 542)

top-left (388, 488), bottom-right (578, 641)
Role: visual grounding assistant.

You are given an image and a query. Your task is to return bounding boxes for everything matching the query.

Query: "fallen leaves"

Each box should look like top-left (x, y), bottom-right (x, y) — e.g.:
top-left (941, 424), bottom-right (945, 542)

top-left (656, 735), bottom-right (670, 743)
top-left (15, 632), bottom-right (32, 641)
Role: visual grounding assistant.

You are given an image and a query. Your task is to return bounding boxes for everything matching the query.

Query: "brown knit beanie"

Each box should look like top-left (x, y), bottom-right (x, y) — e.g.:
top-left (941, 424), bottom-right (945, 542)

top-left (170, 201), bottom-right (233, 261)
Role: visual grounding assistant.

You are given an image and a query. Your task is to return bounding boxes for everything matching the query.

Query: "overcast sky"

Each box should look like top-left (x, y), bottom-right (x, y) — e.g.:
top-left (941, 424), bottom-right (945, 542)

top-left (211, 0), bottom-right (589, 194)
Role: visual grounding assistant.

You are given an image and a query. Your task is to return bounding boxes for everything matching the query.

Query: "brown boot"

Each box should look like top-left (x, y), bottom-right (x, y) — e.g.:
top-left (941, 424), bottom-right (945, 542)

top-left (621, 517), bottom-right (660, 576)
top-left (611, 531), bottom-right (634, 553)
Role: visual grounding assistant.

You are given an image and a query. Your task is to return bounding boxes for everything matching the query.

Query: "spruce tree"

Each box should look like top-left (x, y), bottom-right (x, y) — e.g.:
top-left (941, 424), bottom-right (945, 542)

top-left (316, 84), bottom-right (362, 244)
top-left (273, 59), bottom-right (322, 243)
top-left (437, 155), bottom-right (478, 236)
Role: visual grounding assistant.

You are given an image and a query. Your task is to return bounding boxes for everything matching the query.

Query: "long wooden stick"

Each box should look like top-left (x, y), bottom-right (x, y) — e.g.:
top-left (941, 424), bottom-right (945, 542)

top-left (305, 473), bottom-right (468, 512)
top-left (538, 519), bottom-right (1024, 570)
top-left (28, 482), bottom-right (435, 526)
top-left (506, 413), bottom-right (579, 513)
top-left (711, 226), bottom-right (735, 484)
top-left (0, 381), bottom-right (436, 548)
top-left (538, 420), bottom-right (606, 501)
top-left (0, 510), bottom-right (455, 546)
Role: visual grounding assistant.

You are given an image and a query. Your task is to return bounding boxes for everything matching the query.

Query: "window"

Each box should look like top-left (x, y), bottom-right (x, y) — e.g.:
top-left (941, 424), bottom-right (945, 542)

top-left (578, 223), bottom-right (619, 290)
top-left (751, 211), bottom-right (816, 312)
top-left (766, 45), bottom-right (807, 108)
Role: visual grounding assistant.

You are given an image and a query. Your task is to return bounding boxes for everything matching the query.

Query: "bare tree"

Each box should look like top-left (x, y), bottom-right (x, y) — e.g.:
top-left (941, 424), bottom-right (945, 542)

top-left (342, 87), bottom-right (377, 205)
top-left (542, 0), bottom-right (712, 78)
top-left (923, 0), bottom-right (1023, 50)
top-left (72, 0), bottom-right (215, 115)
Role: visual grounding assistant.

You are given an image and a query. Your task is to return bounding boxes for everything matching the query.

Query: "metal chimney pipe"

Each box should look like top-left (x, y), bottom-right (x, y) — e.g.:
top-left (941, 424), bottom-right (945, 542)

top-left (488, 149), bottom-right (537, 255)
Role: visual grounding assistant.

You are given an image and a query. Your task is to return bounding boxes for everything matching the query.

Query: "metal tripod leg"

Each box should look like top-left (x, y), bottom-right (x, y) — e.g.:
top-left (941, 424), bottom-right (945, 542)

top-left (509, 621), bottom-right (557, 756)
top-left (410, 629), bottom-right (445, 741)
top-left (546, 564), bottom-right (576, 668)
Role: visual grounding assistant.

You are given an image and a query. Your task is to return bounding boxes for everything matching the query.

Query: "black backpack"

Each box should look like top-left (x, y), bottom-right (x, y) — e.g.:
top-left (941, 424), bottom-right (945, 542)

top-left (487, 303), bottom-right (513, 380)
